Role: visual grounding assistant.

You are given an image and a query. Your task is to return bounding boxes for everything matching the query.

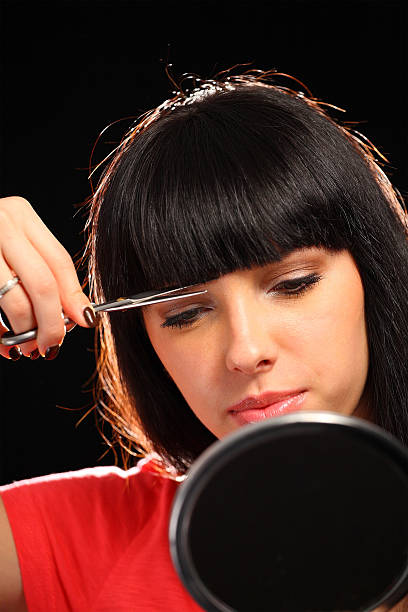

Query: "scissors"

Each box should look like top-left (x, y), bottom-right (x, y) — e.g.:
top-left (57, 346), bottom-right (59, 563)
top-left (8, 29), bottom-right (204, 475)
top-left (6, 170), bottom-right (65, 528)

top-left (0, 285), bottom-right (207, 347)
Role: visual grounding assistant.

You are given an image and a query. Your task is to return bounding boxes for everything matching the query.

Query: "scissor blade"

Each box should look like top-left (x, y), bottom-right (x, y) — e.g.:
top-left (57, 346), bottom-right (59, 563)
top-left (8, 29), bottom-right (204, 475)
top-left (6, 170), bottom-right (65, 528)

top-left (95, 289), bottom-right (207, 313)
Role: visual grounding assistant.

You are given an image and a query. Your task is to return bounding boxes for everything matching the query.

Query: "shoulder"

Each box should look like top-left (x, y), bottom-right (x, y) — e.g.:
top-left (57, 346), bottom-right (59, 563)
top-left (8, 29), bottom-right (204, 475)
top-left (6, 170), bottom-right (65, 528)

top-left (0, 455), bottom-right (176, 497)
top-left (0, 457), bottom-right (179, 540)
top-left (0, 458), bottom-right (181, 612)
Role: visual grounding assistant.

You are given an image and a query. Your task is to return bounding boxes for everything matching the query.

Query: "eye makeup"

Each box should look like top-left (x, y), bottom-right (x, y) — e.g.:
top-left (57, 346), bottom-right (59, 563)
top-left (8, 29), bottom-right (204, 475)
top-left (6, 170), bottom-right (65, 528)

top-left (270, 272), bottom-right (322, 298)
top-left (161, 306), bottom-right (209, 329)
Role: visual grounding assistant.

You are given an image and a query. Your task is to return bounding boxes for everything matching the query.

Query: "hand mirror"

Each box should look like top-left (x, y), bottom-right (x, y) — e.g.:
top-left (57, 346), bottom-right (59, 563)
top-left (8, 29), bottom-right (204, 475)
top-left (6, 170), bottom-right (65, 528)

top-left (169, 412), bottom-right (408, 611)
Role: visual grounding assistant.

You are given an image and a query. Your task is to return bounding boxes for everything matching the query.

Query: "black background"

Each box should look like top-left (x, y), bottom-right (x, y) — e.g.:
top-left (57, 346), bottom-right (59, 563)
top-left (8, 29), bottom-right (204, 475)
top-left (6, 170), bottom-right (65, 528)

top-left (0, 0), bottom-right (407, 485)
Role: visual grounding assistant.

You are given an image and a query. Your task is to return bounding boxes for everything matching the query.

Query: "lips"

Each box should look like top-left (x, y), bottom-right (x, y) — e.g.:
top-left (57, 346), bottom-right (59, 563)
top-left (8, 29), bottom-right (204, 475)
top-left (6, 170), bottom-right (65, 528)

top-left (228, 390), bottom-right (307, 425)
top-left (228, 390), bottom-right (306, 413)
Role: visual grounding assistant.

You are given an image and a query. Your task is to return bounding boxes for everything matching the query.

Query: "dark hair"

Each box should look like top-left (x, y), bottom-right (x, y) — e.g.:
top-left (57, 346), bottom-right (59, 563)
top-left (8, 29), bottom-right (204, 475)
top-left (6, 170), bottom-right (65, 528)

top-left (86, 69), bottom-right (408, 473)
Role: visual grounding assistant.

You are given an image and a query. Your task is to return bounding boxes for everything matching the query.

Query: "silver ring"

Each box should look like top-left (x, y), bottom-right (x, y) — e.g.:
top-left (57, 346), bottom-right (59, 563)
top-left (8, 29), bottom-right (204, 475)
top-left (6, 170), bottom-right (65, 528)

top-left (0, 276), bottom-right (20, 299)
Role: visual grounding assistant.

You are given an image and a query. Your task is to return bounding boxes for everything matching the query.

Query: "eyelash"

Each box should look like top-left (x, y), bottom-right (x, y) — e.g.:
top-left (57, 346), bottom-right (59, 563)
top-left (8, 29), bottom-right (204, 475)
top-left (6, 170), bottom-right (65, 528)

top-left (161, 273), bottom-right (323, 329)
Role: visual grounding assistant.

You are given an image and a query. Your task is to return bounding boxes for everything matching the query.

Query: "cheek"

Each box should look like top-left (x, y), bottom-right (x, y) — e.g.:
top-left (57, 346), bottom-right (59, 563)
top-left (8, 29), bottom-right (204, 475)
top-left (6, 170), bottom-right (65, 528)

top-left (293, 278), bottom-right (368, 404)
top-left (144, 322), bottom-right (219, 404)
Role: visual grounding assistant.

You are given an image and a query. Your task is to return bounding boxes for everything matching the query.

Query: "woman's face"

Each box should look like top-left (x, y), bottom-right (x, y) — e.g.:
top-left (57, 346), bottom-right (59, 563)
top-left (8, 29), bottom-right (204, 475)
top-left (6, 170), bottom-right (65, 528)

top-left (143, 247), bottom-right (369, 439)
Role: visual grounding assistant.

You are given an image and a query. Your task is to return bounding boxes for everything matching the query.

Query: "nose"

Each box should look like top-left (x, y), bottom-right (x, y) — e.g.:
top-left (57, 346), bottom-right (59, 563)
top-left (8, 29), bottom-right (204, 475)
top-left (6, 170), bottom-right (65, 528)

top-left (224, 299), bottom-right (278, 376)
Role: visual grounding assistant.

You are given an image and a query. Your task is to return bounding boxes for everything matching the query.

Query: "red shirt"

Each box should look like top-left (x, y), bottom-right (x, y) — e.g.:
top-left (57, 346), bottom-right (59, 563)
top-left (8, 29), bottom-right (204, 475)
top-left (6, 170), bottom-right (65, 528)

top-left (0, 458), bottom-right (203, 611)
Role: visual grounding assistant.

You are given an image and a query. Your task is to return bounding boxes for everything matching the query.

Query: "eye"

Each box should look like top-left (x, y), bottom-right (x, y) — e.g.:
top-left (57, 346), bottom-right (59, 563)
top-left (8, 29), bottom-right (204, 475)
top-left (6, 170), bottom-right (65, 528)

top-left (272, 273), bottom-right (322, 297)
top-left (161, 306), bottom-right (207, 329)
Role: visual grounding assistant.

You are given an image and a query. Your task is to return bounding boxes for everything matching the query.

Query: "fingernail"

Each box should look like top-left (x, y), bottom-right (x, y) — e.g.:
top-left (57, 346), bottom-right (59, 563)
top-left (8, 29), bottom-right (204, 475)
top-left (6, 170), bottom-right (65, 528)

top-left (9, 346), bottom-right (22, 361)
top-left (30, 349), bottom-right (40, 360)
top-left (44, 345), bottom-right (60, 360)
top-left (83, 306), bottom-right (97, 328)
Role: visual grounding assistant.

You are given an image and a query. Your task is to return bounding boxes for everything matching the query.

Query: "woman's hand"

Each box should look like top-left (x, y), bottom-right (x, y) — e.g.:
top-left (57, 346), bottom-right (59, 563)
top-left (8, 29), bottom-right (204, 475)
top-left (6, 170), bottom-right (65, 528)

top-left (0, 196), bottom-right (96, 360)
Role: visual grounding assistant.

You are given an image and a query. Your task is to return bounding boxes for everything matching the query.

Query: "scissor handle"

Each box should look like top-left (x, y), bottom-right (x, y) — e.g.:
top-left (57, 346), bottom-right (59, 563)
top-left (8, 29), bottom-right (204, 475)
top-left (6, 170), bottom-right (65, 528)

top-left (0, 317), bottom-right (74, 347)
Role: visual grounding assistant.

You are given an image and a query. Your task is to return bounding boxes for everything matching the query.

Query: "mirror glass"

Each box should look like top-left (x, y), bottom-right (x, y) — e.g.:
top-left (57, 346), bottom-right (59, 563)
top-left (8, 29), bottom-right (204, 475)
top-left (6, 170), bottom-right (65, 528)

top-left (170, 413), bottom-right (408, 612)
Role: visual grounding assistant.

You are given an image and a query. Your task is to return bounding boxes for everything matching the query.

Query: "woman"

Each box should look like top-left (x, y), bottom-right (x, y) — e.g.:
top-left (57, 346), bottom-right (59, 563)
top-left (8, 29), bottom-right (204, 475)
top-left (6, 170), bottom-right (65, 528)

top-left (0, 70), bottom-right (407, 611)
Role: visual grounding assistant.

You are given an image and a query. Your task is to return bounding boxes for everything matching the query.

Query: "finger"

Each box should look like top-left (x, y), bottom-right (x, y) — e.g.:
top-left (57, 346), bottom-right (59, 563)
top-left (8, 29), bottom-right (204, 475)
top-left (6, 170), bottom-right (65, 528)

top-left (2, 235), bottom-right (66, 356)
top-left (23, 210), bottom-right (96, 328)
